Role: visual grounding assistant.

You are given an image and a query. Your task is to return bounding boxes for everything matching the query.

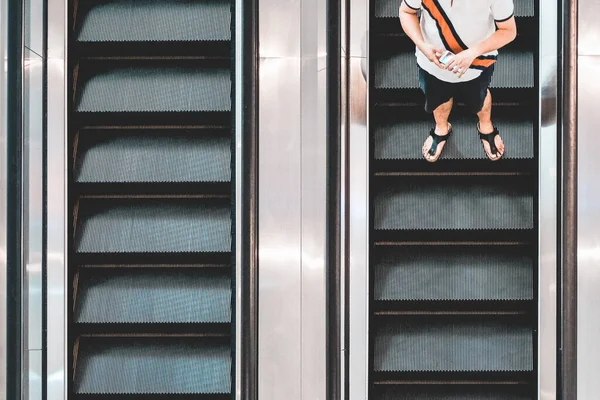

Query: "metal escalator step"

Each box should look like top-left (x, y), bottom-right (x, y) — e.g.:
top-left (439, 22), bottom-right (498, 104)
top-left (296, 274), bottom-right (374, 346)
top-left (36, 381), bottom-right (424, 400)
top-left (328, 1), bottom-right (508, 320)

top-left (75, 268), bottom-right (231, 323)
top-left (375, 386), bottom-right (532, 400)
top-left (374, 117), bottom-right (533, 161)
top-left (76, 199), bottom-right (231, 253)
top-left (374, 246), bottom-right (533, 301)
top-left (76, 131), bottom-right (231, 183)
top-left (374, 51), bottom-right (533, 89)
top-left (374, 176), bottom-right (534, 231)
top-left (75, 337), bottom-right (231, 394)
top-left (78, 0), bottom-right (231, 43)
top-left (77, 67), bottom-right (231, 113)
top-left (374, 319), bottom-right (533, 372)
top-left (374, 0), bottom-right (534, 18)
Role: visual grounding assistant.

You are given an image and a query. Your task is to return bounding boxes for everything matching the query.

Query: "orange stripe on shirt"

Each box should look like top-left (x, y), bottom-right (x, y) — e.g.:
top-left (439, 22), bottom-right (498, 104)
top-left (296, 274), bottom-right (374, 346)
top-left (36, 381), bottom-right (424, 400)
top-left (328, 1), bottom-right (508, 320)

top-left (472, 58), bottom-right (496, 68)
top-left (422, 0), bottom-right (464, 54)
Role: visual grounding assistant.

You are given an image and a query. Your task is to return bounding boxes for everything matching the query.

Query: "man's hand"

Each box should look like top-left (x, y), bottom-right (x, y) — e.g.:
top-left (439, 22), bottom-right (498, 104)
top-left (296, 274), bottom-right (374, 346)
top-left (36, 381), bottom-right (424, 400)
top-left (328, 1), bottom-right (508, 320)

top-left (445, 49), bottom-right (477, 78)
top-left (418, 42), bottom-right (446, 69)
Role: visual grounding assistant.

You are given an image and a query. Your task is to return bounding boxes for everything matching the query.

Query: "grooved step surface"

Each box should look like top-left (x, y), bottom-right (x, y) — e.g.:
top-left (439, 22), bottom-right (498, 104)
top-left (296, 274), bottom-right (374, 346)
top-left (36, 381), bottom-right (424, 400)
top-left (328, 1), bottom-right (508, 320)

top-left (75, 269), bottom-right (231, 323)
top-left (78, 0), bottom-right (231, 42)
top-left (374, 320), bottom-right (533, 372)
top-left (374, 246), bottom-right (534, 301)
top-left (374, 0), bottom-right (534, 18)
top-left (374, 116), bottom-right (534, 160)
top-left (375, 51), bottom-right (534, 89)
top-left (76, 200), bottom-right (231, 253)
top-left (375, 386), bottom-right (532, 400)
top-left (76, 132), bottom-right (231, 183)
top-left (77, 67), bottom-right (231, 112)
top-left (374, 177), bottom-right (534, 231)
top-left (75, 337), bottom-right (231, 394)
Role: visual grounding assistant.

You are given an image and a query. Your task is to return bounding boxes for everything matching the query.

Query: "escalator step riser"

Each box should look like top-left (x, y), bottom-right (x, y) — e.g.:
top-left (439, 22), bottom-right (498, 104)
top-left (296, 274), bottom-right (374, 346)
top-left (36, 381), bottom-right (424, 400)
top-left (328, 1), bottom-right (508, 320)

top-left (76, 132), bottom-right (231, 184)
top-left (374, 247), bottom-right (533, 301)
top-left (75, 269), bottom-right (232, 324)
top-left (374, 0), bottom-right (535, 19)
top-left (75, 337), bottom-right (231, 395)
top-left (374, 178), bottom-right (534, 231)
top-left (374, 117), bottom-right (534, 161)
top-left (78, 0), bottom-right (232, 43)
top-left (374, 52), bottom-right (534, 90)
top-left (374, 320), bottom-right (533, 372)
top-left (76, 200), bottom-right (232, 254)
top-left (374, 386), bottom-right (532, 400)
top-left (77, 67), bottom-right (231, 113)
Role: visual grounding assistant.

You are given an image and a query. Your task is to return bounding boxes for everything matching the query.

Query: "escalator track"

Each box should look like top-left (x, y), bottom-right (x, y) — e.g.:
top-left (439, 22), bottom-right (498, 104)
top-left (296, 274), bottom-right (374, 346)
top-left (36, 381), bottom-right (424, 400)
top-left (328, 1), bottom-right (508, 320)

top-left (69, 1), bottom-right (237, 398)
top-left (369, 0), bottom-right (538, 398)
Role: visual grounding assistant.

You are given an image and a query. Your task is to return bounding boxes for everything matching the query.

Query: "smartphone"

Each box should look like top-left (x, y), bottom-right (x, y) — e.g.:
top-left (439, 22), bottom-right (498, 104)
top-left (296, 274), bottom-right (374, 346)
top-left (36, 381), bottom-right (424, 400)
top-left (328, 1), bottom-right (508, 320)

top-left (439, 50), bottom-right (455, 66)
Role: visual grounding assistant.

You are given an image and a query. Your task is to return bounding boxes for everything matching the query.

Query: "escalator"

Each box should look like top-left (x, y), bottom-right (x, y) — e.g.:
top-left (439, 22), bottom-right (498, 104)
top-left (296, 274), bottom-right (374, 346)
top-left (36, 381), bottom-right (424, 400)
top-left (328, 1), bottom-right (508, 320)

top-left (369, 0), bottom-right (538, 398)
top-left (69, 1), bottom-right (240, 398)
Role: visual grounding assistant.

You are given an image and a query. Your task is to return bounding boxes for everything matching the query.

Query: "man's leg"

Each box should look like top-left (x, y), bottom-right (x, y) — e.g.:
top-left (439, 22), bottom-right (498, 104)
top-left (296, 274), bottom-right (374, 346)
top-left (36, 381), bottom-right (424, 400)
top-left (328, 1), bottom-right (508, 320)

top-left (477, 89), bottom-right (505, 159)
top-left (423, 97), bottom-right (453, 162)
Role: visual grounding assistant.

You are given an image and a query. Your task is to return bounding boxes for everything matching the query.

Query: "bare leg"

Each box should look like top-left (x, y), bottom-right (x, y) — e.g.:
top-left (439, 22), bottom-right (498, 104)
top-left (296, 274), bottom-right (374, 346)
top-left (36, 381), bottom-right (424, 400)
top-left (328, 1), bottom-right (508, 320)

top-left (477, 89), bottom-right (505, 159)
top-left (422, 98), bottom-right (453, 162)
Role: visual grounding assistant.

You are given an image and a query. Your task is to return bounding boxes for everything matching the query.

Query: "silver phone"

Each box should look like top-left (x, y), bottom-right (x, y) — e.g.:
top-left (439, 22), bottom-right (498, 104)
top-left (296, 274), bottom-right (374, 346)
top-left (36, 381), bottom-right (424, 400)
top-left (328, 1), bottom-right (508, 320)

top-left (439, 50), bottom-right (455, 65)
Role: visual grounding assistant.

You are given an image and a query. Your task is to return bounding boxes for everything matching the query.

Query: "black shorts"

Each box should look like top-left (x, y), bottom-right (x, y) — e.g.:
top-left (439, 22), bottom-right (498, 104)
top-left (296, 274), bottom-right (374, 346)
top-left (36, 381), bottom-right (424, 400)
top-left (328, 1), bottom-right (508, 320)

top-left (418, 65), bottom-right (495, 114)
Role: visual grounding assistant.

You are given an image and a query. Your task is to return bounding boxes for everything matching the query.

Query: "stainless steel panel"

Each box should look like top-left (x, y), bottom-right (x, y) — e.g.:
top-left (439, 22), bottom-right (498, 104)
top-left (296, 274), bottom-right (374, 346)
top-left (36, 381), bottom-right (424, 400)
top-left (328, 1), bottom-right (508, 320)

top-left (234, 0), bottom-right (243, 398)
top-left (579, 0), bottom-right (600, 55)
top-left (538, 1), bottom-right (558, 399)
top-left (301, 56), bottom-right (327, 400)
top-left (258, 56), bottom-right (302, 400)
top-left (24, 0), bottom-right (43, 56)
top-left (350, 0), bottom-right (368, 58)
top-left (0, 0), bottom-right (9, 396)
top-left (577, 55), bottom-right (600, 400)
top-left (347, 55), bottom-right (369, 400)
top-left (46, 0), bottom-right (67, 398)
top-left (258, 0), bottom-right (300, 58)
top-left (28, 350), bottom-right (42, 400)
top-left (24, 49), bottom-right (43, 351)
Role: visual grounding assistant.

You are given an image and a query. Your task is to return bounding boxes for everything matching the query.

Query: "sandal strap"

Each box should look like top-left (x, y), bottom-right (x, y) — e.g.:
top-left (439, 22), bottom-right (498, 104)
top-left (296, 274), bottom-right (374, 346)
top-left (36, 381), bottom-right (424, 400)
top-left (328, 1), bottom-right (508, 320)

top-left (479, 127), bottom-right (499, 156)
top-left (428, 127), bottom-right (451, 156)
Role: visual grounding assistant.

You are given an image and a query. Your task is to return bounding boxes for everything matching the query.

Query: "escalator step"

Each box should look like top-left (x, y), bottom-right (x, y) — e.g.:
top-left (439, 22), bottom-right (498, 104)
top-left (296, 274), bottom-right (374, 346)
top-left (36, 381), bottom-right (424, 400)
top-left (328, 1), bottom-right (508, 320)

top-left (77, 67), bottom-right (231, 113)
top-left (76, 131), bottom-right (231, 183)
top-left (374, 116), bottom-right (533, 161)
top-left (374, 51), bottom-right (533, 90)
top-left (374, 246), bottom-right (533, 301)
top-left (75, 268), bottom-right (231, 324)
top-left (76, 199), bottom-right (231, 253)
top-left (374, 177), bottom-right (534, 231)
top-left (374, 0), bottom-right (534, 18)
top-left (375, 386), bottom-right (532, 400)
top-left (374, 319), bottom-right (533, 372)
top-left (78, 0), bottom-right (231, 43)
top-left (75, 337), bottom-right (231, 394)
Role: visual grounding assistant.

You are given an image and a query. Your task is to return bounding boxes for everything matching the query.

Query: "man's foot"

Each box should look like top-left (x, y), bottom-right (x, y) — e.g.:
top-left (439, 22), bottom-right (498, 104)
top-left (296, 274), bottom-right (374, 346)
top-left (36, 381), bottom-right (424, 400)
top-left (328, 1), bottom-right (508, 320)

top-left (422, 123), bottom-right (452, 162)
top-left (478, 122), bottom-right (505, 161)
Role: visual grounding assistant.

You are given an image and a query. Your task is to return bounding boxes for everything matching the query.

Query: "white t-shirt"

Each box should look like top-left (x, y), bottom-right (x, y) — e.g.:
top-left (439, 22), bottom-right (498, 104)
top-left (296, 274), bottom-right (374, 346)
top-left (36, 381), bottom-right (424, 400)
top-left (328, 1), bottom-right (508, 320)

top-left (403, 0), bottom-right (514, 83)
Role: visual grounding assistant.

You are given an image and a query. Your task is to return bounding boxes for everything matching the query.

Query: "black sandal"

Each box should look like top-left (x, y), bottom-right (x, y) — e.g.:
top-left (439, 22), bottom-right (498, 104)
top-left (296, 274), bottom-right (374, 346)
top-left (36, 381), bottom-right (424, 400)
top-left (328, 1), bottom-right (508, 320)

top-left (478, 125), bottom-right (504, 161)
top-left (423, 125), bottom-right (452, 162)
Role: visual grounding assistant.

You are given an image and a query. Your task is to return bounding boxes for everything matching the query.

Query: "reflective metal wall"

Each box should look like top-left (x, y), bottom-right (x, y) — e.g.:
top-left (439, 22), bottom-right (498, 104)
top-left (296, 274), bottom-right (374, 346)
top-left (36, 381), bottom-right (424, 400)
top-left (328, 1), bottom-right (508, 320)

top-left (1, 0), bottom-right (9, 396)
top-left (257, 0), bottom-right (327, 398)
top-left (577, 0), bottom-right (600, 398)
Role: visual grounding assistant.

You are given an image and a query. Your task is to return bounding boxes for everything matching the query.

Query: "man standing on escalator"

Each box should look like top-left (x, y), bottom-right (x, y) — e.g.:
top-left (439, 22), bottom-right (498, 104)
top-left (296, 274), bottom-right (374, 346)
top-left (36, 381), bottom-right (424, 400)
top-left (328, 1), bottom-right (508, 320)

top-left (399, 0), bottom-right (517, 162)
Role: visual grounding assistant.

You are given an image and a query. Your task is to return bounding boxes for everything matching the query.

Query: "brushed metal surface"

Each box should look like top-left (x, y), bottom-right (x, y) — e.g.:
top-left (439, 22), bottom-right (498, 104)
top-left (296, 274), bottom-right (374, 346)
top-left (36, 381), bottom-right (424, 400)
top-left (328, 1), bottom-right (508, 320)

top-left (24, 0), bottom-right (43, 56)
top-left (258, 57), bottom-right (302, 400)
top-left (579, 0), bottom-right (600, 55)
top-left (348, 55), bottom-right (369, 400)
top-left (538, 0), bottom-right (558, 398)
top-left (577, 55), bottom-right (600, 400)
top-left (46, 0), bottom-right (67, 397)
top-left (0, 0), bottom-right (8, 395)
top-left (301, 56), bottom-right (327, 400)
